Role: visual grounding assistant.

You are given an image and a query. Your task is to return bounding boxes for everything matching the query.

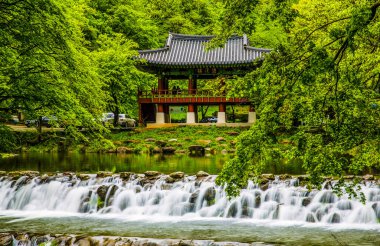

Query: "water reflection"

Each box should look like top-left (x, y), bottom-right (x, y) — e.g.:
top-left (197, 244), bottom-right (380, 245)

top-left (0, 152), bottom-right (306, 174)
top-left (0, 153), bottom-right (227, 174)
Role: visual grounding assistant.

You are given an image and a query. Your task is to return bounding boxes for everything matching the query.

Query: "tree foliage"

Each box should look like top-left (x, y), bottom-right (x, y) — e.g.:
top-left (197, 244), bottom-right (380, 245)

top-left (217, 0), bottom-right (380, 197)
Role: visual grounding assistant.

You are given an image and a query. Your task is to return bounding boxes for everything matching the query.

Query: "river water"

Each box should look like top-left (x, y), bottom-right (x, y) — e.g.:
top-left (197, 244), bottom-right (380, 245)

top-left (0, 152), bottom-right (305, 174)
top-left (0, 170), bottom-right (379, 245)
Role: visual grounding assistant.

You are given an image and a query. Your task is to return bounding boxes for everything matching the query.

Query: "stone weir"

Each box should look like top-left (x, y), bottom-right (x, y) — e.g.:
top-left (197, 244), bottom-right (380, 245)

top-left (0, 232), bottom-right (271, 246)
top-left (0, 171), bottom-right (379, 224)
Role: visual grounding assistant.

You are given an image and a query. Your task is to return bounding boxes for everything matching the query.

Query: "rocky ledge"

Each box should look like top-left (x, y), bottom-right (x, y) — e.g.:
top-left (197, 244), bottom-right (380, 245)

top-left (0, 232), bottom-right (271, 246)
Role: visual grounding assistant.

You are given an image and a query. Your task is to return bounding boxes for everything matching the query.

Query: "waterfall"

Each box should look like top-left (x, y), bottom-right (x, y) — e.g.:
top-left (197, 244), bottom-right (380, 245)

top-left (0, 174), bottom-right (379, 224)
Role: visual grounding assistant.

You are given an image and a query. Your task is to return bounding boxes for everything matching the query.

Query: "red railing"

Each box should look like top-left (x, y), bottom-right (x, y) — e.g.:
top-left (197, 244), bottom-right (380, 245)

top-left (138, 89), bottom-right (249, 104)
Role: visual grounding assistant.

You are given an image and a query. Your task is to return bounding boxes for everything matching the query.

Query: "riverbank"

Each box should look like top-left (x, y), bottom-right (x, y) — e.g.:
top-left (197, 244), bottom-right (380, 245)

top-left (3, 126), bottom-right (249, 155)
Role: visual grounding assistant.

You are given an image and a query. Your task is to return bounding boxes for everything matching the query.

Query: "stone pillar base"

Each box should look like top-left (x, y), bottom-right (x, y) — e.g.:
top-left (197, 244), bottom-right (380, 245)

top-left (187, 112), bottom-right (196, 123)
top-left (156, 112), bottom-right (165, 124)
top-left (248, 111), bottom-right (256, 123)
top-left (217, 112), bottom-right (226, 123)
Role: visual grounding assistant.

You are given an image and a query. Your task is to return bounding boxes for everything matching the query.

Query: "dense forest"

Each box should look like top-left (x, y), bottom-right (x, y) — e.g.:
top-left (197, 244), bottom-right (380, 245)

top-left (1, 0), bottom-right (379, 195)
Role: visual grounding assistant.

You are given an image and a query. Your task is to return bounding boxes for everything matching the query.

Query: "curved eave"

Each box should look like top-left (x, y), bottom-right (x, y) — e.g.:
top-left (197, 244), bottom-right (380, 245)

top-left (135, 59), bottom-right (264, 73)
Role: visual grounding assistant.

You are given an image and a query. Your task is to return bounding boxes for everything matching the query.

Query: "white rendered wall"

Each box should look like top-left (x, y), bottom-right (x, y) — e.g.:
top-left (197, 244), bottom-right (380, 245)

top-left (217, 112), bottom-right (226, 123)
top-left (156, 112), bottom-right (165, 124)
top-left (248, 111), bottom-right (256, 123)
top-left (186, 112), bottom-right (196, 123)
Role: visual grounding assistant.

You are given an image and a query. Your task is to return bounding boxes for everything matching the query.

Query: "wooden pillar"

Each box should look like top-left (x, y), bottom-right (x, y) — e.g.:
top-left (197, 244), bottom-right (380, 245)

top-left (157, 104), bottom-right (164, 112)
top-left (219, 104), bottom-right (226, 112)
top-left (158, 76), bottom-right (164, 94)
top-left (188, 75), bottom-right (196, 95)
top-left (164, 104), bottom-right (170, 123)
top-left (138, 103), bottom-right (143, 126)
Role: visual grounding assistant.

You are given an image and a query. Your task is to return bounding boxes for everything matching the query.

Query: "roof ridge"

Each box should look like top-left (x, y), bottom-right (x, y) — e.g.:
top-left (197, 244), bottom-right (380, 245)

top-left (138, 47), bottom-right (169, 53)
top-left (169, 33), bottom-right (215, 39)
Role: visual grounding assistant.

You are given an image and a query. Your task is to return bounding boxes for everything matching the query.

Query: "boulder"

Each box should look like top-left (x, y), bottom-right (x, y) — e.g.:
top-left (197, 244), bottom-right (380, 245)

top-left (189, 190), bottom-right (200, 203)
top-left (196, 171), bottom-right (209, 178)
top-left (343, 175), bottom-right (355, 180)
top-left (372, 203), bottom-right (380, 219)
top-left (363, 174), bottom-right (374, 180)
top-left (75, 237), bottom-right (92, 246)
top-left (144, 171), bottom-right (160, 177)
top-left (78, 174), bottom-right (91, 181)
top-left (279, 174), bottom-right (292, 180)
top-left (0, 233), bottom-right (12, 246)
top-left (102, 237), bottom-right (118, 246)
top-left (145, 138), bottom-right (156, 142)
top-left (97, 185), bottom-right (109, 201)
top-left (33, 235), bottom-right (50, 245)
top-left (189, 145), bottom-right (205, 156)
top-left (116, 147), bottom-right (134, 153)
top-left (215, 137), bottom-right (226, 142)
top-left (0, 171), bottom-right (7, 176)
top-left (97, 171), bottom-right (113, 178)
top-left (169, 171), bottom-right (185, 179)
top-left (227, 131), bottom-right (239, 136)
top-left (168, 139), bottom-right (178, 142)
top-left (155, 140), bottom-right (167, 147)
top-left (15, 233), bottom-right (29, 245)
top-left (20, 170), bottom-right (40, 177)
top-left (329, 213), bottom-right (341, 223)
top-left (119, 172), bottom-right (133, 180)
top-left (226, 202), bottom-right (239, 217)
top-left (165, 176), bottom-right (176, 183)
top-left (174, 149), bottom-right (187, 154)
top-left (151, 146), bottom-right (162, 154)
top-left (203, 187), bottom-right (216, 203)
top-left (297, 175), bottom-right (310, 181)
top-left (306, 213), bottom-right (316, 223)
top-left (261, 173), bottom-right (275, 180)
top-left (254, 195), bottom-right (261, 208)
top-left (196, 140), bottom-right (211, 146)
top-left (302, 197), bottom-right (311, 207)
top-left (260, 180), bottom-right (269, 191)
top-left (106, 149), bottom-right (117, 153)
top-left (124, 139), bottom-right (140, 144)
top-left (162, 147), bottom-right (176, 154)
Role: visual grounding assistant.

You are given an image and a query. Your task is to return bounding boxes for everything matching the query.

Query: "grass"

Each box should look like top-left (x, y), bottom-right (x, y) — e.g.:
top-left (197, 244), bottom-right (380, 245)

top-left (110, 125), bottom-right (249, 154)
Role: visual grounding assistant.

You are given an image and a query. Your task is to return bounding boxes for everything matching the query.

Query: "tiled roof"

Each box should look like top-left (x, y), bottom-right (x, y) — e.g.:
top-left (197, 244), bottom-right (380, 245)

top-left (138, 33), bottom-right (270, 67)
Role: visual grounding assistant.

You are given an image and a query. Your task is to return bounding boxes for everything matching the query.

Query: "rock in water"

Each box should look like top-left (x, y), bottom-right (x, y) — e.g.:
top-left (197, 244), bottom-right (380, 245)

top-left (162, 147), bottom-right (176, 154)
top-left (97, 185), bottom-right (109, 201)
top-left (169, 171), bottom-right (185, 179)
top-left (196, 171), bottom-right (209, 178)
top-left (144, 171), bottom-right (160, 177)
top-left (302, 197), bottom-right (311, 207)
top-left (0, 233), bottom-right (12, 246)
top-left (261, 173), bottom-right (275, 180)
top-left (329, 213), bottom-right (341, 223)
top-left (306, 213), bottom-right (316, 223)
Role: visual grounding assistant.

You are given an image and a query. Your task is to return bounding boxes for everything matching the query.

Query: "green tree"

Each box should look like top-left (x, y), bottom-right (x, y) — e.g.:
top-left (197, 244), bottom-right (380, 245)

top-left (217, 0), bottom-right (380, 198)
top-left (94, 34), bottom-right (153, 126)
top-left (0, 0), bottom-right (106, 144)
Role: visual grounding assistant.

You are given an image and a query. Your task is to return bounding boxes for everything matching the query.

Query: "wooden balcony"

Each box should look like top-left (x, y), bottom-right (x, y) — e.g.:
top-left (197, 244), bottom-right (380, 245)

top-left (138, 89), bottom-right (249, 104)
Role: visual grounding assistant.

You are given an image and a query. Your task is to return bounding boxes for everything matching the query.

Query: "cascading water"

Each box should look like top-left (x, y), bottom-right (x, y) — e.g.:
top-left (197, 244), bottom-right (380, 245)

top-left (0, 173), bottom-right (379, 225)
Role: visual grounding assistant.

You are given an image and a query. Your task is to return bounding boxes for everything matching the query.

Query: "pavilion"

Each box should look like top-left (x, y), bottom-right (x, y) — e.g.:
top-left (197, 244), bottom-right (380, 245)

top-left (137, 33), bottom-right (270, 125)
